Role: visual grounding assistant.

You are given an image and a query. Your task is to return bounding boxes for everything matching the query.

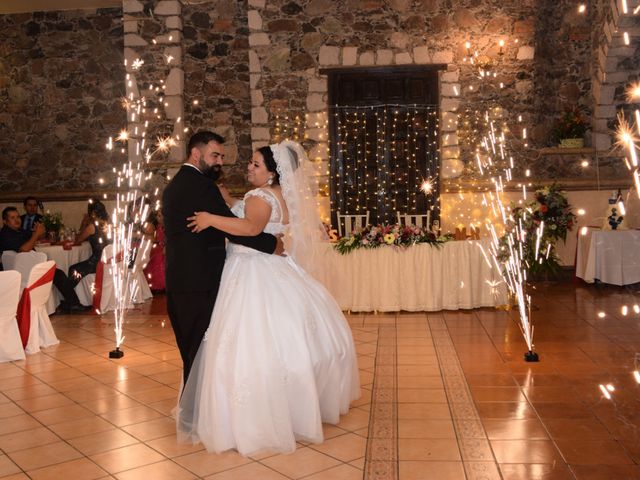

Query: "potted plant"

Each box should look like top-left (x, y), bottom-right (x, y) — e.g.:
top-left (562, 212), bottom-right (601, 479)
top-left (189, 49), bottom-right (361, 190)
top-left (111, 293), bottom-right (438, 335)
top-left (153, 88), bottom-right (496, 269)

top-left (554, 109), bottom-right (587, 148)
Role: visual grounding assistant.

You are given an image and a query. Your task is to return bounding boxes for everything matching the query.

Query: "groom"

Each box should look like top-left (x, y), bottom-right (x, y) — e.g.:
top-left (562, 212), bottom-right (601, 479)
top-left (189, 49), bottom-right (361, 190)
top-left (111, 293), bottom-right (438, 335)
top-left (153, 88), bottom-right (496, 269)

top-left (163, 131), bottom-right (280, 384)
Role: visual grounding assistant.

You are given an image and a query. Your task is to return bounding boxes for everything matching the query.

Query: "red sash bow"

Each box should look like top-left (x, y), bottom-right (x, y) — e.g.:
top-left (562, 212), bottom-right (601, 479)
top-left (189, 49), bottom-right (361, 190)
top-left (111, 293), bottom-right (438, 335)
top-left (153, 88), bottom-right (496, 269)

top-left (16, 264), bottom-right (56, 348)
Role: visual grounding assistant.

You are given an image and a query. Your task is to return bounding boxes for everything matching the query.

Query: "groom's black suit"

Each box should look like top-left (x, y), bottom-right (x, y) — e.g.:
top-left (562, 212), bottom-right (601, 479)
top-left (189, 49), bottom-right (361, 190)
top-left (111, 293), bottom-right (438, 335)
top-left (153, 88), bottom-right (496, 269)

top-left (163, 165), bottom-right (277, 383)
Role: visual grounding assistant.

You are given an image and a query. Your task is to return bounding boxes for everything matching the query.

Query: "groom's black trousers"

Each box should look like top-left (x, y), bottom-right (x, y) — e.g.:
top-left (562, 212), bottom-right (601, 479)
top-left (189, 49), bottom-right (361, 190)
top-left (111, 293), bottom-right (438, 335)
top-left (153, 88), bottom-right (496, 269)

top-left (167, 290), bottom-right (217, 385)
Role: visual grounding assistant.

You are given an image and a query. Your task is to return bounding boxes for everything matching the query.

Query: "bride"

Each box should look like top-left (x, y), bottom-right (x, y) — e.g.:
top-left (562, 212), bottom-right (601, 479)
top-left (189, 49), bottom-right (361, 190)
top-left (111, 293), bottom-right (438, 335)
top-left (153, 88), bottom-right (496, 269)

top-left (176, 140), bottom-right (360, 456)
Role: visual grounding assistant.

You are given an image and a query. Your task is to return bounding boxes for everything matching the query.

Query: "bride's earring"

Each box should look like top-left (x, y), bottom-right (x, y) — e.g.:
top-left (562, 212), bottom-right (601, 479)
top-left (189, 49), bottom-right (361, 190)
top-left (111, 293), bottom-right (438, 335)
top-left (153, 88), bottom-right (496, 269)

top-left (267, 176), bottom-right (274, 186)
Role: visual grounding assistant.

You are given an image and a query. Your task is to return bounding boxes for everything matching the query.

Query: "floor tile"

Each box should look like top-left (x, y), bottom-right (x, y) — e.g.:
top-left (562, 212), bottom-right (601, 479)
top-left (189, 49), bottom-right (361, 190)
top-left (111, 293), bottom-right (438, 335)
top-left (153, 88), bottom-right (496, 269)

top-left (89, 443), bottom-right (165, 474)
top-left (67, 429), bottom-right (140, 456)
top-left (0, 427), bottom-right (60, 453)
top-left (27, 457), bottom-right (108, 480)
top-left (261, 447), bottom-right (341, 479)
top-left (399, 461), bottom-right (466, 480)
top-left (113, 459), bottom-right (196, 480)
top-left (7, 441), bottom-right (83, 471)
top-left (173, 450), bottom-right (252, 478)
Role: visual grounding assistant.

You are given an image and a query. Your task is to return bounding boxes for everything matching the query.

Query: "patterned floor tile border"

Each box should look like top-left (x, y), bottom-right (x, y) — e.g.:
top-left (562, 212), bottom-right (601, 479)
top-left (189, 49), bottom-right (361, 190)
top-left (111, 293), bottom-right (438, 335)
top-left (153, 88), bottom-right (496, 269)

top-left (364, 324), bottom-right (398, 480)
top-left (428, 316), bottom-right (502, 480)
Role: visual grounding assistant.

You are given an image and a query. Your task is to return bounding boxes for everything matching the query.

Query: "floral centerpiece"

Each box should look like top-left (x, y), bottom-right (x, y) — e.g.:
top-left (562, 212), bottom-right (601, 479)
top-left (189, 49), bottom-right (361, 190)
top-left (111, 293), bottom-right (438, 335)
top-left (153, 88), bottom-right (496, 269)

top-left (334, 223), bottom-right (451, 255)
top-left (41, 211), bottom-right (64, 242)
top-left (499, 184), bottom-right (576, 278)
top-left (553, 109), bottom-right (587, 148)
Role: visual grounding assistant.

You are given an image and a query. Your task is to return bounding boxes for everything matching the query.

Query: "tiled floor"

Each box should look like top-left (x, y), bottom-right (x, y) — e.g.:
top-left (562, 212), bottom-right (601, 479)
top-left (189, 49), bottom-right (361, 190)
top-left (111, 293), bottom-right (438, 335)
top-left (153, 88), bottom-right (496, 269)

top-left (1, 280), bottom-right (640, 479)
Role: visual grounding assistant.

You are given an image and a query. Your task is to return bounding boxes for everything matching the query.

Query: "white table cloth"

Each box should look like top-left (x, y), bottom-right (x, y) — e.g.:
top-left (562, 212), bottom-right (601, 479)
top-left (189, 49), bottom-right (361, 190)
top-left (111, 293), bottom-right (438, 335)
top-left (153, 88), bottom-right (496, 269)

top-left (35, 242), bottom-right (92, 275)
top-left (313, 240), bottom-right (507, 312)
top-left (575, 228), bottom-right (640, 285)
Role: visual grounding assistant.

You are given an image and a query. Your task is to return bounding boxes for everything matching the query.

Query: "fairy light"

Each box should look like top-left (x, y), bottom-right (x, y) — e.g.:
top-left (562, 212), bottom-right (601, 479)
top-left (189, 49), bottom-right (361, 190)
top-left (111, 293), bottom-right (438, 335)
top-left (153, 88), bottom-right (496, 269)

top-left (598, 311), bottom-right (606, 318)
top-left (578, 4), bottom-right (586, 13)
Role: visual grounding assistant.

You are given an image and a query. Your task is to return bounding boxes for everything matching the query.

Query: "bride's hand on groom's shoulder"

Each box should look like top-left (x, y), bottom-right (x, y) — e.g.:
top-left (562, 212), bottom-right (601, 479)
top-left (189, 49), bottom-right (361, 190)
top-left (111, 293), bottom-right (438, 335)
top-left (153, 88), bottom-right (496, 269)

top-left (187, 211), bottom-right (212, 233)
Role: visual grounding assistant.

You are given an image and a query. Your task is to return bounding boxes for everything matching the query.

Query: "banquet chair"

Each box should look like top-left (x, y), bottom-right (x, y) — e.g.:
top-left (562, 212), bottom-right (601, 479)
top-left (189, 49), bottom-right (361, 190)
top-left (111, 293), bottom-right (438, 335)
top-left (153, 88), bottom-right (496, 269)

top-left (13, 251), bottom-right (48, 289)
top-left (12, 250), bottom-right (60, 314)
top-left (17, 260), bottom-right (59, 354)
top-left (128, 242), bottom-right (153, 304)
top-left (1, 250), bottom-right (18, 270)
top-left (0, 271), bottom-right (25, 362)
top-left (75, 244), bottom-right (121, 313)
top-left (337, 211), bottom-right (370, 237)
top-left (396, 212), bottom-right (431, 230)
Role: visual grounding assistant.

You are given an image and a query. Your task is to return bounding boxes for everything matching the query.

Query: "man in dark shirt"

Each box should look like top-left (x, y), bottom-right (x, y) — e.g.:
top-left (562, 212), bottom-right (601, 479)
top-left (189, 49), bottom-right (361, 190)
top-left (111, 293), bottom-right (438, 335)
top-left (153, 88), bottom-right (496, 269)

top-left (0, 206), bottom-right (45, 262)
top-left (21, 196), bottom-right (43, 232)
top-left (1, 206), bottom-right (85, 313)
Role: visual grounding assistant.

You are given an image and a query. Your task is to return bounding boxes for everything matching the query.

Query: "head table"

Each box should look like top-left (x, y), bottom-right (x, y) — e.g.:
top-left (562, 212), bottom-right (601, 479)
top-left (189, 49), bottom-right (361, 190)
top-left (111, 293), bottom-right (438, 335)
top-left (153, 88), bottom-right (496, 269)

top-left (313, 239), bottom-right (507, 312)
top-left (35, 242), bottom-right (92, 275)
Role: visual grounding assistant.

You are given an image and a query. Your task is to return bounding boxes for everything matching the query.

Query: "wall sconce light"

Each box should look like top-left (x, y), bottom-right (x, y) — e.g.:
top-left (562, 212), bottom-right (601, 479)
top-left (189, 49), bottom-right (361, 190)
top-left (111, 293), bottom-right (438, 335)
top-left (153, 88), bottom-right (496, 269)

top-left (463, 39), bottom-right (505, 79)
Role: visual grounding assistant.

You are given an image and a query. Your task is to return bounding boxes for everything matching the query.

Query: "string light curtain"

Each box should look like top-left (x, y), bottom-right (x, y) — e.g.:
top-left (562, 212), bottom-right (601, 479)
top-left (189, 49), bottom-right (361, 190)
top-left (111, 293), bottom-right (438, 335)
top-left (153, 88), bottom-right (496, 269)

top-left (329, 104), bottom-right (440, 226)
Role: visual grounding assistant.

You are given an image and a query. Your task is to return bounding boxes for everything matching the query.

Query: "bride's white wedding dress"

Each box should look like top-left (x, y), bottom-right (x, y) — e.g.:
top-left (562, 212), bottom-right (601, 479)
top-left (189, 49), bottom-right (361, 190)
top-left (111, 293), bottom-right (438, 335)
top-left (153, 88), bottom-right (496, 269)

top-left (177, 188), bottom-right (360, 456)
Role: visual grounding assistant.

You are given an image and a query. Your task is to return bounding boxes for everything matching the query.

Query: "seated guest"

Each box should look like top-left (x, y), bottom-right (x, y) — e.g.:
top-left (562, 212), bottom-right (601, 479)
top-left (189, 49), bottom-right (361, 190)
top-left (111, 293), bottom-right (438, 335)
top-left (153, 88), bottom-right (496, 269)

top-left (21, 196), bottom-right (43, 232)
top-left (143, 209), bottom-right (165, 292)
top-left (69, 200), bottom-right (111, 285)
top-left (0, 206), bottom-right (85, 312)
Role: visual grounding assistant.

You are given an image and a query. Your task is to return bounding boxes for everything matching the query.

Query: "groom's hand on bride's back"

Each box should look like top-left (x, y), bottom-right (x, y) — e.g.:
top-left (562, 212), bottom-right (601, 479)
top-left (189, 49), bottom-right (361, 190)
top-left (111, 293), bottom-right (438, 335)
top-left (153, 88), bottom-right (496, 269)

top-left (274, 234), bottom-right (286, 256)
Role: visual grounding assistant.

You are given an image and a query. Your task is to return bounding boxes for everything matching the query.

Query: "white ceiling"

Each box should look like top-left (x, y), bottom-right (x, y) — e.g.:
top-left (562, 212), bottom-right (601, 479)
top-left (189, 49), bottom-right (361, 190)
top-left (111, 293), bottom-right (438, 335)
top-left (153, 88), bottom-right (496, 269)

top-left (0, 0), bottom-right (120, 14)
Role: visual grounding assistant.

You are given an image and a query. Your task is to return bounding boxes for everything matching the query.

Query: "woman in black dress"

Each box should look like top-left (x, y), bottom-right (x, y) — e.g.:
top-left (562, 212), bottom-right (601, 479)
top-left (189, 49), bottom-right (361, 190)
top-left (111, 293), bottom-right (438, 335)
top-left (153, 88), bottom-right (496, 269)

top-left (69, 200), bottom-right (110, 285)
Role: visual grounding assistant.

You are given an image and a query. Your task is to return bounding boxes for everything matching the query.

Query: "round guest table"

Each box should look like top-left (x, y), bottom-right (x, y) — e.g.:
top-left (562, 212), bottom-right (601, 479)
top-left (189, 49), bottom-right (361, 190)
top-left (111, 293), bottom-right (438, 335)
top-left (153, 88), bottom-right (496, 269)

top-left (35, 242), bottom-right (92, 275)
top-left (576, 228), bottom-right (640, 285)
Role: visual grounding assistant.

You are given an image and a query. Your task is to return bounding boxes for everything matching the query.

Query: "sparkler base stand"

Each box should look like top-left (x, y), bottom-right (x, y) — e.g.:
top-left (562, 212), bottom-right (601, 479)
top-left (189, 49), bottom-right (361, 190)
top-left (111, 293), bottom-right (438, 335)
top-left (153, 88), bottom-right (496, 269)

top-left (524, 350), bottom-right (539, 362)
top-left (109, 347), bottom-right (124, 359)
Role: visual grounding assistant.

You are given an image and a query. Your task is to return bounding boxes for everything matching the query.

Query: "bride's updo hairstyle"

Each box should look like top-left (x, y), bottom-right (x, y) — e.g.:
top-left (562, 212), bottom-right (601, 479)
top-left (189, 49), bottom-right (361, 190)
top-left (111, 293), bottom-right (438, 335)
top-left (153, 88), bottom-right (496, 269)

top-left (258, 144), bottom-right (300, 185)
top-left (258, 146), bottom-right (279, 185)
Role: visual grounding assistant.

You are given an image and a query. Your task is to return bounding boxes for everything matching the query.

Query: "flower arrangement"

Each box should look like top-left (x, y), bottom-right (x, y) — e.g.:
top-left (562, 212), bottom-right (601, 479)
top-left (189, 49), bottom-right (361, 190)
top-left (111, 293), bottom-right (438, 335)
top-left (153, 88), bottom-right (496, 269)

top-left (553, 109), bottom-right (587, 144)
top-left (334, 223), bottom-right (451, 255)
top-left (499, 184), bottom-right (576, 278)
top-left (41, 211), bottom-right (64, 233)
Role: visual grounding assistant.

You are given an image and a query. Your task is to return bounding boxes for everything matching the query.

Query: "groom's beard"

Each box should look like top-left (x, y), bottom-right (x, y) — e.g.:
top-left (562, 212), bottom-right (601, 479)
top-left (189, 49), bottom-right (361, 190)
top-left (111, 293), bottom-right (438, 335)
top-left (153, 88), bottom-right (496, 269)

top-left (199, 161), bottom-right (222, 181)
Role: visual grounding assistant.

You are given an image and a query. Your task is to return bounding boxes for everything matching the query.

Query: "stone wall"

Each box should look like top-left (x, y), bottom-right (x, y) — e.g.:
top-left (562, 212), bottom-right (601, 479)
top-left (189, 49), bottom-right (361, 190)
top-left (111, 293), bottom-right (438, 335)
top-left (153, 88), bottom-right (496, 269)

top-left (0, 7), bottom-right (125, 193)
top-left (245, 0), bottom-right (600, 217)
top-left (182, 0), bottom-right (253, 186)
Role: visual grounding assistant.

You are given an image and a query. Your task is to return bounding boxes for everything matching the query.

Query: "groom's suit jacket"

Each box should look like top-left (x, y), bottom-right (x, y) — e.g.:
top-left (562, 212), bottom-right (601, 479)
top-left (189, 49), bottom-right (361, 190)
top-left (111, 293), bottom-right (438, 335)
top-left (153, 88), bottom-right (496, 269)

top-left (162, 165), bottom-right (277, 293)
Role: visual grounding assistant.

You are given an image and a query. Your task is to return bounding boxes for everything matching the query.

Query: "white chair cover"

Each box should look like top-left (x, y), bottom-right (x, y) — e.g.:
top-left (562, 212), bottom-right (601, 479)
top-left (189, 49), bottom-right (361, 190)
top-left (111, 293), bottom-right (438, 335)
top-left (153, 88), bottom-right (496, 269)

top-left (75, 244), bottom-right (120, 313)
top-left (337, 211), bottom-right (370, 237)
top-left (1, 251), bottom-right (17, 271)
top-left (23, 260), bottom-right (59, 354)
top-left (129, 242), bottom-right (153, 305)
top-left (0, 271), bottom-right (25, 362)
top-left (12, 251), bottom-right (59, 314)
top-left (13, 251), bottom-right (48, 289)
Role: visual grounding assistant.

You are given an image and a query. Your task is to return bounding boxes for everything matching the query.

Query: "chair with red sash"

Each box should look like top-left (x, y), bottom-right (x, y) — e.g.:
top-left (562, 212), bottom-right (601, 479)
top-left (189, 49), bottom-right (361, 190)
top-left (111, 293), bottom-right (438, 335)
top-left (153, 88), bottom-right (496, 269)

top-left (129, 241), bottom-right (153, 305)
top-left (0, 270), bottom-right (25, 362)
top-left (75, 244), bottom-right (120, 313)
top-left (17, 260), bottom-right (59, 355)
top-left (14, 251), bottom-right (48, 289)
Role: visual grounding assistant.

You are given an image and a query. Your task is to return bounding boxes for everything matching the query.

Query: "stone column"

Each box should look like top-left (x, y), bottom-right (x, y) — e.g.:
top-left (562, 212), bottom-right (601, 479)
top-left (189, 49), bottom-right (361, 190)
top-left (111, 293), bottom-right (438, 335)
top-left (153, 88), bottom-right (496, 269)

top-left (122, 0), bottom-right (185, 164)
